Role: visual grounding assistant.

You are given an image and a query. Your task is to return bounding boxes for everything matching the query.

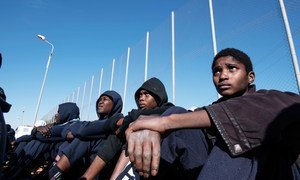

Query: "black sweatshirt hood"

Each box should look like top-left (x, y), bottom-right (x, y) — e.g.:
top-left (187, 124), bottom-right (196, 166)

top-left (0, 87), bottom-right (11, 113)
top-left (57, 102), bottom-right (80, 124)
top-left (134, 77), bottom-right (168, 109)
top-left (96, 90), bottom-right (123, 119)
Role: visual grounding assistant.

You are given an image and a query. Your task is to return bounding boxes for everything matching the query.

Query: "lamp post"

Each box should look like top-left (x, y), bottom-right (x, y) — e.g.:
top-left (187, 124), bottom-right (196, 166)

top-left (33, 34), bottom-right (54, 125)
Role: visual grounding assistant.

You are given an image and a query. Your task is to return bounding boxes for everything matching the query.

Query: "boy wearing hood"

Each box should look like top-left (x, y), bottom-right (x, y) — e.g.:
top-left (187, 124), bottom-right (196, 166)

top-left (48, 90), bottom-right (124, 179)
top-left (82, 77), bottom-right (205, 179)
top-left (125, 48), bottom-right (300, 179)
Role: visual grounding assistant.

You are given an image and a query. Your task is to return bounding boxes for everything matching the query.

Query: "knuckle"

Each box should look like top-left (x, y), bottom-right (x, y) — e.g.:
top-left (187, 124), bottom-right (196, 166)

top-left (153, 151), bottom-right (160, 158)
top-left (143, 153), bottom-right (151, 161)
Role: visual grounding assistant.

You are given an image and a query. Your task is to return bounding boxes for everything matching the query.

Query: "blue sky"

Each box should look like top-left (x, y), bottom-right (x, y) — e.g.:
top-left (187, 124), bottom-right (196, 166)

top-left (1, 0), bottom-right (299, 129)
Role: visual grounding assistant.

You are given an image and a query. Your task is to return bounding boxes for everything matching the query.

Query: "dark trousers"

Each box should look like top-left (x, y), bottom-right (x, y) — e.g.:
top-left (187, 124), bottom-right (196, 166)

top-left (155, 106), bottom-right (209, 179)
top-left (197, 145), bottom-right (257, 180)
top-left (61, 138), bottom-right (104, 165)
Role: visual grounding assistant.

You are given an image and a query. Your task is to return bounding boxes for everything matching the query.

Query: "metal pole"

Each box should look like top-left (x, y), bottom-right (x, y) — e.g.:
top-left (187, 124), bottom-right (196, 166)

top-left (81, 81), bottom-right (86, 119)
top-left (171, 11), bottom-right (176, 104)
top-left (33, 39), bottom-right (54, 125)
top-left (208, 0), bottom-right (221, 98)
top-left (76, 87), bottom-right (80, 104)
top-left (87, 75), bottom-right (94, 121)
top-left (123, 47), bottom-right (131, 113)
top-left (110, 59), bottom-right (115, 90)
top-left (279, 0), bottom-right (300, 94)
top-left (209, 0), bottom-right (217, 56)
top-left (71, 91), bottom-right (75, 102)
top-left (98, 68), bottom-right (104, 97)
top-left (144, 32), bottom-right (149, 82)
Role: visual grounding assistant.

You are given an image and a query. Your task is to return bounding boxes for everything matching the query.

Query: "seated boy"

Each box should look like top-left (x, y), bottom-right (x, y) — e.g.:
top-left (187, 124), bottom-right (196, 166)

top-left (110, 77), bottom-right (208, 180)
top-left (48, 90), bottom-right (123, 179)
top-left (126, 48), bottom-right (300, 179)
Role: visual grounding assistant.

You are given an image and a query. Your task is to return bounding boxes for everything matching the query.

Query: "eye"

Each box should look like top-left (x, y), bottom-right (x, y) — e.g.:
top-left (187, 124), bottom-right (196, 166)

top-left (213, 67), bottom-right (221, 75)
top-left (228, 65), bottom-right (237, 72)
top-left (104, 97), bottom-right (111, 102)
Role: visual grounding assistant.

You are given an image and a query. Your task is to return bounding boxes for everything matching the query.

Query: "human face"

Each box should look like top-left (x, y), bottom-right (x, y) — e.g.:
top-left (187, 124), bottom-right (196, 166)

top-left (212, 56), bottom-right (255, 98)
top-left (98, 95), bottom-right (113, 115)
top-left (138, 90), bottom-right (158, 109)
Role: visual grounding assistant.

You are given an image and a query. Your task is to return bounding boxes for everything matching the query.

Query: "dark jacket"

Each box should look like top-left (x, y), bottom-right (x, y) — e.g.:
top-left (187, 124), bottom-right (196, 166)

top-left (0, 87), bottom-right (11, 113)
top-left (205, 85), bottom-right (300, 156)
top-left (0, 87), bottom-right (11, 172)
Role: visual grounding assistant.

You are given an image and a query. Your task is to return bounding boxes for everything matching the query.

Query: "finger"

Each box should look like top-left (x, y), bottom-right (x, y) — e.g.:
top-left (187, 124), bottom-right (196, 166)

top-left (137, 170), bottom-right (150, 179)
top-left (127, 121), bottom-right (140, 132)
top-left (125, 125), bottom-right (133, 139)
top-left (133, 137), bottom-right (143, 171)
top-left (142, 139), bottom-right (152, 177)
top-left (40, 127), bottom-right (46, 133)
top-left (45, 125), bottom-right (51, 132)
top-left (151, 135), bottom-right (161, 176)
top-left (127, 134), bottom-right (135, 162)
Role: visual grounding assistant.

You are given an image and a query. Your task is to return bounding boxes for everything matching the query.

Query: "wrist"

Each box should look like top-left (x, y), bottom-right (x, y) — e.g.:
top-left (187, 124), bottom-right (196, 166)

top-left (162, 115), bottom-right (172, 131)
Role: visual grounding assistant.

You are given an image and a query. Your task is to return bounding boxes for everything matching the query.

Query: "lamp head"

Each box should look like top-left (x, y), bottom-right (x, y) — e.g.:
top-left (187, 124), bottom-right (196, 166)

top-left (37, 34), bottom-right (46, 41)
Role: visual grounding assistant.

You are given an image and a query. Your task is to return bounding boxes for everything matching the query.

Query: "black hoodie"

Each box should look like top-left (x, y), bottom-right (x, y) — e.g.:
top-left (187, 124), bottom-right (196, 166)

top-left (119, 77), bottom-right (174, 133)
top-left (0, 87), bottom-right (10, 172)
top-left (34, 102), bottom-right (80, 142)
top-left (75, 90), bottom-right (124, 139)
top-left (56, 102), bottom-right (80, 124)
top-left (96, 90), bottom-right (123, 120)
top-left (134, 77), bottom-right (168, 108)
top-left (0, 87), bottom-right (11, 113)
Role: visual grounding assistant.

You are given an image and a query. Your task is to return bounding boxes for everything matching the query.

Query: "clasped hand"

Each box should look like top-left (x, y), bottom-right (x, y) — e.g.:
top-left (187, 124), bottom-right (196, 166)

top-left (125, 115), bottom-right (167, 178)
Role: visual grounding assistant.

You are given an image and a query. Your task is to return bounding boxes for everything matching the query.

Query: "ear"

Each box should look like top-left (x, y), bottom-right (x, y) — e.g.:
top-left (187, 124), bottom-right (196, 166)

top-left (248, 71), bottom-right (255, 84)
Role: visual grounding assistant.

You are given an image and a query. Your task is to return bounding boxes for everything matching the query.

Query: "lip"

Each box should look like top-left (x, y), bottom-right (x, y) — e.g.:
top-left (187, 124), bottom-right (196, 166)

top-left (218, 84), bottom-right (231, 90)
top-left (139, 104), bottom-right (145, 108)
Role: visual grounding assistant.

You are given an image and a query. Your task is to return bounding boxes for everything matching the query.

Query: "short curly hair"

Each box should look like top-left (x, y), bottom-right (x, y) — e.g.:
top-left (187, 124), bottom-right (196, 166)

top-left (212, 48), bottom-right (253, 73)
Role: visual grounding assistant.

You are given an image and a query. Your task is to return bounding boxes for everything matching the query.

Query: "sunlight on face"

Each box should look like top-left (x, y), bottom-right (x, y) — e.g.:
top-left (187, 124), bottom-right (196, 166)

top-left (212, 56), bottom-right (254, 97)
top-left (98, 95), bottom-right (113, 115)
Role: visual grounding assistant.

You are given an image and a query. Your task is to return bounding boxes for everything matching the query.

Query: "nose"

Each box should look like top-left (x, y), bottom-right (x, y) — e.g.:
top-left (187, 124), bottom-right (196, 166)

top-left (139, 94), bottom-right (145, 102)
top-left (219, 70), bottom-right (228, 80)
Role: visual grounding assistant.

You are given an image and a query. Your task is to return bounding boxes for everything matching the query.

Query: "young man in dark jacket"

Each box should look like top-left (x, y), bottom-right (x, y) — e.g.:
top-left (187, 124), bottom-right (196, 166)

top-left (107, 77), bottom-right (208, 180)
top-left (48, 90), bottom-right (124, 179)
top-left (126, 48), bottom-right (300, 180)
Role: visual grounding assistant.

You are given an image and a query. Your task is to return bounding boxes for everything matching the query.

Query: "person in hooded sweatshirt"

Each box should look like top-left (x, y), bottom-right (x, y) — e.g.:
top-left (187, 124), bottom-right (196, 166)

top-left (0, 86), bottom-right (12, 178)
top-left (48, 90), bottom-right (124, 179)
top-left (102, 77), bottom-right (207, 180)
top-left (125, 48), bottom-right (300, 180)
top-left (2, 124), bottom-right (16, 166)
top-left (5, 102), bottom-right (80, 179)
top-left (52, 77), bottom-right (172, 180)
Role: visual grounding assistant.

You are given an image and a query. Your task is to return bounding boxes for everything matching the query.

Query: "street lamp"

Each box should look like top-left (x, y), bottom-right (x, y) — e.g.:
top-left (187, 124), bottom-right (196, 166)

top-left (33, 34), bottom-right (54, 125)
